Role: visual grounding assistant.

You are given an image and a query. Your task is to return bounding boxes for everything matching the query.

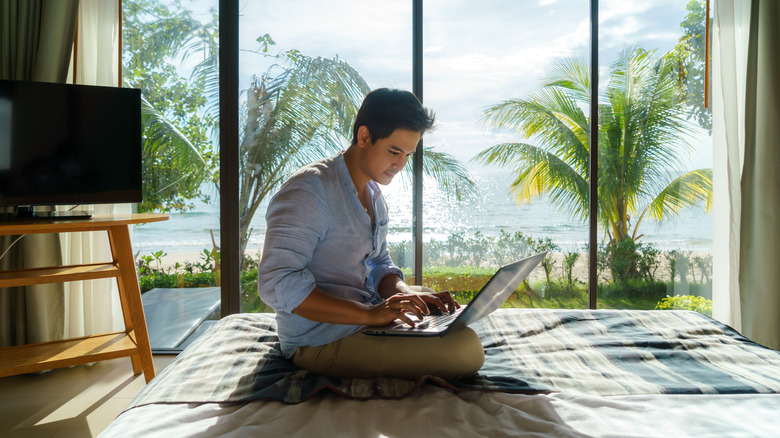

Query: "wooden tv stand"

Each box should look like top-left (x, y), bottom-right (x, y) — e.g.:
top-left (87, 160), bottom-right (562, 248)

top-left (0, 214), bottom-right (169, 383)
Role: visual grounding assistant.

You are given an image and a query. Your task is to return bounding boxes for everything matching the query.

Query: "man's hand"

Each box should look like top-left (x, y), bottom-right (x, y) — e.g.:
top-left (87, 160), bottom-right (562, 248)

top-left (419, 290), bottom-right (460, 315)
top-left (366, 292), bottom-right (427, 327)
top-left (366, 290), bottom-right (461, 327)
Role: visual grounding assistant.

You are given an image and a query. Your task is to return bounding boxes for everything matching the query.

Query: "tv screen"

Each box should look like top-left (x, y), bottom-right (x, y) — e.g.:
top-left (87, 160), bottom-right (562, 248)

top-left (0, 80), bottom-right (142, 210)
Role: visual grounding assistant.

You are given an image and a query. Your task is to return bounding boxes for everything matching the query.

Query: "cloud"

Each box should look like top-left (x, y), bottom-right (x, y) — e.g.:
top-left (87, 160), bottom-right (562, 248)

top-left (233, 0), bottom-right (695, 164)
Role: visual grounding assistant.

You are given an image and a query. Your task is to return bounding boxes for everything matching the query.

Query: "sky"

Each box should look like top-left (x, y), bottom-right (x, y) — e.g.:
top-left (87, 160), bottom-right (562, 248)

top-left (196, 0), bottom-right (711, 171)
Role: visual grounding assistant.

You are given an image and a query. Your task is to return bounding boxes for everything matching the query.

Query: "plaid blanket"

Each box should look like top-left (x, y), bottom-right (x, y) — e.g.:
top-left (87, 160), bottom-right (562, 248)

top-left (129, 309), bottom-right (780, 407)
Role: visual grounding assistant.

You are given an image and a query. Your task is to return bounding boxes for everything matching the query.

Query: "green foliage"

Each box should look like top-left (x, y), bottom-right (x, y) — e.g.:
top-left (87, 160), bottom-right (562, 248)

top-left (664, 249), bottom-right (679, 284)
top-left (182, 249), bottom-right (216, 273)
top-left (598, 278), bottom-right (668, 301)
top-left (140, 271), bottom-right (216, 293)
top-left (563, 251), bottom-right (580, 286)
top-left (123, 0), bottom-right (219, 212)
top-left (675, 250), bottom-right (692, 285)
top-left (598, 238), bottom-right (640, 282)
top-left (664, 0), bottom-right (711, 132)
top-left (234, 53), bottom-right (475, 268)
top-left (126, 0), bottom-right (476, 267)
top-left (401, 265), bottom-right (495, 295)
top-left (655, 295), bottom-right (713, 316)
top-left (136, 242), bottom-right (715, 315)
top-left (240, 266), bottom-right (273, 313)
top-left (637, 244), bottom-right (662, 282)
top-left (597, 238), bottom-right (666, 285)
top-left (691, 253), bottom-right (713, 283)
top-left (475, 46), bottom-right (713, 247)
top-left (392, 230), bottom-right (538, 270)
top-left (136, 250), bottom-right (269, 312)
top-left (533, 237), bottom-right (560, 284)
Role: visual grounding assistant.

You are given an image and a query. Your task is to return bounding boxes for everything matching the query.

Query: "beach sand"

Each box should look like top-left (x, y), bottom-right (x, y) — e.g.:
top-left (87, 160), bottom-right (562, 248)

top-left (152, 250), bottom-right (712, 284)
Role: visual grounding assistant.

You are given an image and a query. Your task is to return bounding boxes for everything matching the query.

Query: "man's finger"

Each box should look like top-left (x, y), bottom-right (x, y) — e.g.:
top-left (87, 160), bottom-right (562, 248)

top-left (402, 301), bottom-right (425, 319)
top-left (436, 291), bottom-right (460, 312)
top-left (397, 312), bottom-right (415, 327)
top-left (407, 295), bottom-right (430, 315)
top-left (425, 296), bottom-right (448, 313)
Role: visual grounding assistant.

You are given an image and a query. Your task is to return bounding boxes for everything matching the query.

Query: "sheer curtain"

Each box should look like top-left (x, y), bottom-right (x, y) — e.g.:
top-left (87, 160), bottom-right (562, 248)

top-left (61, 0), bottom-right (128, 337)
top-left (0, 0), bottom-right (79, 347)
top-left (712, 0), bottom-right (780, 349)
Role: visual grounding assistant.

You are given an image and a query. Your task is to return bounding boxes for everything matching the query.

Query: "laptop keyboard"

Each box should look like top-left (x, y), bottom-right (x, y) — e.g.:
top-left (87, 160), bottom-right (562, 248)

top-left (417, 307), bottom-right (463, 329)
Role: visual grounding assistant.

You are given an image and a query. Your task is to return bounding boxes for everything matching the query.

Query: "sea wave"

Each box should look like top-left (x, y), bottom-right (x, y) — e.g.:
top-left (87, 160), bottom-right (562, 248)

top-left (132, 170), bottom-right (713, 254)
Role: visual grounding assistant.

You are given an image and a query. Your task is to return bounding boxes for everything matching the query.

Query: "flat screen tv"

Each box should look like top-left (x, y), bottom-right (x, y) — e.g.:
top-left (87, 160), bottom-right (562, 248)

top-left (0, 79), bottom-right (142, 219)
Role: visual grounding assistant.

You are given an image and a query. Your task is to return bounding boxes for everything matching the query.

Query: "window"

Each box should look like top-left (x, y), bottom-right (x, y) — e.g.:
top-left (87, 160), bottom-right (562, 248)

top-left (421, 0), bottom-right (590, 309)
top-left (123, 0), bottom-right (221, 351)
top-left (128, 0), bottom-right (714, 334)
top-left (237, 1), bottom-right (412, 314)
top-left (597, 0), bottom-right (712, 313)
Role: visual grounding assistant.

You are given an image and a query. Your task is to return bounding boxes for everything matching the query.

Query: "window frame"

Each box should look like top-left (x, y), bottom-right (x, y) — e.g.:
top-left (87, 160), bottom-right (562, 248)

top-left (217, 0), bottom-right (603, 316)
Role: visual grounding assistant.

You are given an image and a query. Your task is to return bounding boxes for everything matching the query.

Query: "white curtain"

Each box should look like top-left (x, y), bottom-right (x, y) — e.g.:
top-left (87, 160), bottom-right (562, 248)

top-left (0, 0), bottom-right (79, 347)
top-left (712, 0), bottom-right (780, 349)
top-left (711, 0), bottom-right (750, 332)
top-left (61, 0), bottom-right (128, 337)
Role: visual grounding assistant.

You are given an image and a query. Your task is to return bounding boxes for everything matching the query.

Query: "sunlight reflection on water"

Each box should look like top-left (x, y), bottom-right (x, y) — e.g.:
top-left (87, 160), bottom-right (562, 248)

top-left (133, 170), bottom-right (712, 254)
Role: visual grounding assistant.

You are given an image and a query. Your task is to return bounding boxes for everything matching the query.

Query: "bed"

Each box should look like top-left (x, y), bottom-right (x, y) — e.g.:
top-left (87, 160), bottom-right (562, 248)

top-left (99, 308), bottom-right (780, 437)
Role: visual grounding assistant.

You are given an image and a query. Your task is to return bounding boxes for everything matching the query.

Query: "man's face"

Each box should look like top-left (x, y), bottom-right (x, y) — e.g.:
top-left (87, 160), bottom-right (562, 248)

top-left (360, 128), bottom-right (420, 185)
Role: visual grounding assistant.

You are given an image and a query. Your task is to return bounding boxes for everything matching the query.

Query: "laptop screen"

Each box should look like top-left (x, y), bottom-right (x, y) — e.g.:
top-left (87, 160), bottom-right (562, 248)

top-left (449, 252), bottom-right (546, 330)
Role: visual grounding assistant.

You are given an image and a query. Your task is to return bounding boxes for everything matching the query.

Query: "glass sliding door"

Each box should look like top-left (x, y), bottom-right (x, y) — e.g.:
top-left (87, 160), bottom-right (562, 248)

top-left (422, 0), bottom-right (591, 309)
top-left (123, 0), bottom-right (221, 351)
top-left (238, 1), bottom-right (413, 314)
top-left (596, 0), bottom-right (713, 313)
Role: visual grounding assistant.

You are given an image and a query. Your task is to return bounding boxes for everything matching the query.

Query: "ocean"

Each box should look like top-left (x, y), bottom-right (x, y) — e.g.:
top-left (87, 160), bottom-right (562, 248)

top-left (131, 170), bottom-right (713, 255)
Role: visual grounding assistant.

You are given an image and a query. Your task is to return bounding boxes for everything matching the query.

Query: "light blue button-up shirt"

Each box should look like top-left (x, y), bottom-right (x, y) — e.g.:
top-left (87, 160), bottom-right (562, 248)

top-left (258, 153), bottom-right (403, 357)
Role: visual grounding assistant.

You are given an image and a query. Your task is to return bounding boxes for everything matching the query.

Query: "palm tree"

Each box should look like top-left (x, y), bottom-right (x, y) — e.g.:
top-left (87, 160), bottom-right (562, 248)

top-left (123, 0), bottom-right (219, 212)
top-left (237, 56), bottom-right (367, 265)
top-left (474, 47), bottom-right (711, 248)
top-left (126, 2), bottom-right (476, 267)
top-left (236, 55), bottom-right (475, 267)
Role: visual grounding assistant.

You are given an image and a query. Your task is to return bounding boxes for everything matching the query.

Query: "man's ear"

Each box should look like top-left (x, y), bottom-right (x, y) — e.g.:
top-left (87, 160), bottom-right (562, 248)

top-left (357, 125), bottom-right (372, 148)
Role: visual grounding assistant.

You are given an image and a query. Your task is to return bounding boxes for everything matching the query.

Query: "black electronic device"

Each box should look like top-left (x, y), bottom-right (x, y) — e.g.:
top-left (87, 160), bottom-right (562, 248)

top-left (0, 79), bottom-right (142, 220)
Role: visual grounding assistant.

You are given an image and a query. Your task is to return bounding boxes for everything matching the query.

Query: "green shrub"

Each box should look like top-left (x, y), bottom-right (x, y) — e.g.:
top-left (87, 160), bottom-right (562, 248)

top-left (140, 271), bottom-right (217, 293)
top-left (655, 295), bottom-right (712, 316)
top-left (598, 278), bottom-right (667, 301)
top-left (138, 240), bottom-right (714, 315)
top-left (140, 273), bottom-right (178, 292)
top-left (542, 280), bottom-right (587, 300)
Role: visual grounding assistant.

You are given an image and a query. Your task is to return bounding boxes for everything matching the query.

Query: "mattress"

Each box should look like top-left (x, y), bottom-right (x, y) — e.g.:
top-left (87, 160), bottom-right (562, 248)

top-left (100, 309), bottom-right (780, 437)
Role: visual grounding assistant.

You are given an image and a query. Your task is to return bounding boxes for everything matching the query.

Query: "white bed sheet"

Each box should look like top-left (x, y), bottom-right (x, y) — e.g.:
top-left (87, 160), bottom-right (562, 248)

top-left (101, 385), bottom-right (780, 437)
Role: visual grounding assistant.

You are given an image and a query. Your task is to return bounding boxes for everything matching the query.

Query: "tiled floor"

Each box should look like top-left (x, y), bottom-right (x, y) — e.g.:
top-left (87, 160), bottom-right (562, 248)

top-left (0, 355), bottom-right (176, 438)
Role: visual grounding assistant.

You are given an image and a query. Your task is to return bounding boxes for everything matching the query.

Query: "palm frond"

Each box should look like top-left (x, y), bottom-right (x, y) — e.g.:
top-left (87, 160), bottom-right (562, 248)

top-left (643, 168), bottom-right (712, 221)
top-left (140, 96), bottom-right (210, 170)
top-left (474, 142), bottom-right (589, 220)
top-left (476, 45), bottom-right (712, 242)
top-left (543, 56), bottom-right (590, 102)
top-left (393, 148), bottom-right (475, 201)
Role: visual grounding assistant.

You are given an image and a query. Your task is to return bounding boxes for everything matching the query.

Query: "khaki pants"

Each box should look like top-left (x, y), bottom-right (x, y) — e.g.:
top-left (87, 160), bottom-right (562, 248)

top-left (292, 326), bottom-right (484, 381)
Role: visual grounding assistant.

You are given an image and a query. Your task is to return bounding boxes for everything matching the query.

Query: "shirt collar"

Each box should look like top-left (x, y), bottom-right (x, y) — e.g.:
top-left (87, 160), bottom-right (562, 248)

top-left (335, 152), bottom-right (382, 200)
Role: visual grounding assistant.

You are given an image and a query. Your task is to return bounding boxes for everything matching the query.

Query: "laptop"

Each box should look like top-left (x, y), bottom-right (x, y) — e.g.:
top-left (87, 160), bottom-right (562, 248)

top-left (361, 252), bottom-right (547, 337)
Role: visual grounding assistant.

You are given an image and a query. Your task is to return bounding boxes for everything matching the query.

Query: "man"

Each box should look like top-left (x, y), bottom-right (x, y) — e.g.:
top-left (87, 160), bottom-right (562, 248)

top-left (258, 88), bottom-right (484, 380)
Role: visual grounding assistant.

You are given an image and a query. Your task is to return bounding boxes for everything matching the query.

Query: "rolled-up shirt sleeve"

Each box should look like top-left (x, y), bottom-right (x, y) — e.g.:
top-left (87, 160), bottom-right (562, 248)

top-left (366, 238), bottom-right (403, 293)
top-left (258, 176), bottom-right (328, 314)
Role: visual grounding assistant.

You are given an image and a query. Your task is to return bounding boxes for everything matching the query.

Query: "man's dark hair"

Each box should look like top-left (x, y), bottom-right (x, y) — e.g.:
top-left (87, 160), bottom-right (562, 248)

top-left (351, 88), bottom-right (435, 144)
